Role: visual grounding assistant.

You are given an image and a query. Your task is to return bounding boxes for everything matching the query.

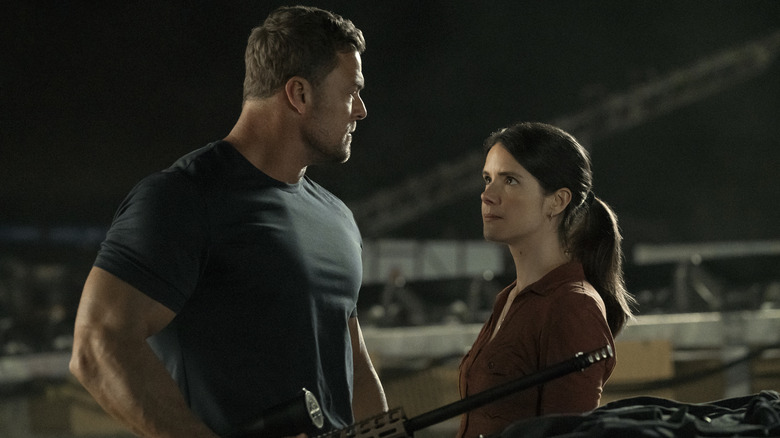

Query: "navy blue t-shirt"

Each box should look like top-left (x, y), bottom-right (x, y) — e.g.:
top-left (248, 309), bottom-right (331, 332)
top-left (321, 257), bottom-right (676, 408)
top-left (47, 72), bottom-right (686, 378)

top-left (95, 141), bottom-right (363, 434)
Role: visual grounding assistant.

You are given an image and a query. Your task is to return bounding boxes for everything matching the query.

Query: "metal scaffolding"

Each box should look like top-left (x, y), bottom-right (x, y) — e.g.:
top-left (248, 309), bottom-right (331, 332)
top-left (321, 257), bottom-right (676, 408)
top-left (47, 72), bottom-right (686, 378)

top-left (350, 30), bottom-right (780, 238)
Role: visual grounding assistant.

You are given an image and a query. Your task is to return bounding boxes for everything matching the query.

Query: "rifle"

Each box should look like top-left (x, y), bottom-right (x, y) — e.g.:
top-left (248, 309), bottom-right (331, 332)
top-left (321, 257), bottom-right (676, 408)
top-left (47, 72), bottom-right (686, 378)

top-left (318, 344), bottom-right (613, 438)
top-left (235, 345), bottom-right (613, 438)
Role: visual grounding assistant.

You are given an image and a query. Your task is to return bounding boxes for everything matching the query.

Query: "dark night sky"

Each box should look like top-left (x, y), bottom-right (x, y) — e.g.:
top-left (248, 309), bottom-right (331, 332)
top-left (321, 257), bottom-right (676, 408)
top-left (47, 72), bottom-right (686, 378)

top-left (3, 1), bottom-right (780, 251)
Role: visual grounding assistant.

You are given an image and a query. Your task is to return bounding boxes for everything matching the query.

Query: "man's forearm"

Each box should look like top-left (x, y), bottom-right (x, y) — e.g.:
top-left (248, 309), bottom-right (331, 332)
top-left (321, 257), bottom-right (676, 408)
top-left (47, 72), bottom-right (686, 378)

top-left (351, 347), bottom-right (388, 421)
top-left (352, 369), bottom-right (388, 421)
top-left (70, 327), bottom-right (218, 438)
top-left (349, 318), bottom-right (388, 421)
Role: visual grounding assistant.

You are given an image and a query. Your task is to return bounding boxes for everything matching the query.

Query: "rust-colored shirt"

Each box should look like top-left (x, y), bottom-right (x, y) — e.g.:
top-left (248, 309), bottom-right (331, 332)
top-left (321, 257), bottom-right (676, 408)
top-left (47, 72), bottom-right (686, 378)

top-left (457, 262), bottom-right (615, 438)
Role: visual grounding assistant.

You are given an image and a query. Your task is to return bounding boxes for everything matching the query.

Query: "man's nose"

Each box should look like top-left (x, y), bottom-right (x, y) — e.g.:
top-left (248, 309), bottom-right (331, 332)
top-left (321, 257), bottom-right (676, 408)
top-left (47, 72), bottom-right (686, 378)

top-left (354, 95), bottom-right (367, 120)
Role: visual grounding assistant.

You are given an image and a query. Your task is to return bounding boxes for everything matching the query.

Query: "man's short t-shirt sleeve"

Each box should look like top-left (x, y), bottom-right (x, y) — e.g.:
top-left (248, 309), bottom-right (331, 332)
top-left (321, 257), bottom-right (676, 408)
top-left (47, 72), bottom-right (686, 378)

top-left (95, 170), bottom-right (208, 312)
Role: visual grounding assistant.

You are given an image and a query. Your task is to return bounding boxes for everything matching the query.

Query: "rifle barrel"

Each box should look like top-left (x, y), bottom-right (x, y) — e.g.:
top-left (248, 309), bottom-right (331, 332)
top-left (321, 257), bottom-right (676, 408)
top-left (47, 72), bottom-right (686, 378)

top-left (404, 345), bottom-right (612, 433)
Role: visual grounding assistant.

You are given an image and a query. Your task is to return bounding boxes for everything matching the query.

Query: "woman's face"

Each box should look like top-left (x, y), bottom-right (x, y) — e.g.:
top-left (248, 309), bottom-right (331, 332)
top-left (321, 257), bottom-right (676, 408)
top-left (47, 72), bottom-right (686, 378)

top-left (481, 143), bottom-right (552, 246)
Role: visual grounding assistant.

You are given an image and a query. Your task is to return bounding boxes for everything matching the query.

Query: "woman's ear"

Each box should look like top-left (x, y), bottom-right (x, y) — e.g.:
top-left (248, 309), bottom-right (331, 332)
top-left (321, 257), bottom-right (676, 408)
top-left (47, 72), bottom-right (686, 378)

top-left (551, 188), bottom-right (572, 216)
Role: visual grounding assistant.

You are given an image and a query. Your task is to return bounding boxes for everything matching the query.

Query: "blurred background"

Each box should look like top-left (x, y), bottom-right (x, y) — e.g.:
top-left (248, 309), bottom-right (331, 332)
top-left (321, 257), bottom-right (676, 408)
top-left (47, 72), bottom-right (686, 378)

top-left (2, 1), bottom-right (779, 437)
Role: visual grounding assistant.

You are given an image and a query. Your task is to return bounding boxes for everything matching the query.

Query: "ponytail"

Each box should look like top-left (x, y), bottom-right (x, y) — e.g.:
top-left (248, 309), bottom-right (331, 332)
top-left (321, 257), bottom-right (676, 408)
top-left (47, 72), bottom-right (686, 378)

top-left (483, 121), bottom-right (636, 335)
top-left (567, 195), bottom-right (635, 335)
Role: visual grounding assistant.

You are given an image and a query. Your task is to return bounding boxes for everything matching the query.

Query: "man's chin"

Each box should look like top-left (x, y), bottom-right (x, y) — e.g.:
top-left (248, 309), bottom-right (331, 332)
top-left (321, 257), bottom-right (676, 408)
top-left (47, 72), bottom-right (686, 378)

top-left (337, 149), bottom-right (351, 163)
top-left (336, 141), bottom-right (351, 163)
top-left (332, 141), bottom-right (351, 163)
top-left (309, 142), bottom-right (351, 165)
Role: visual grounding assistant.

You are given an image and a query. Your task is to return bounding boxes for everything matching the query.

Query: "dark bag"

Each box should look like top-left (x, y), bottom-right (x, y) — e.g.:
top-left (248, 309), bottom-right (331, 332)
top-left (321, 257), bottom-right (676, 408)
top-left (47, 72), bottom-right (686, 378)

top-left (497, 390), bottom-right (780, 438)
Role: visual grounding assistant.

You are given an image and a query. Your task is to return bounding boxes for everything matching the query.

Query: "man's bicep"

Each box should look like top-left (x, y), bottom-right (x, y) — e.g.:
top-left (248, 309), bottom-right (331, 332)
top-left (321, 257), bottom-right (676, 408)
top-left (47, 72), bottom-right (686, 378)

top-left (76, 266), bottom-right (176, 339)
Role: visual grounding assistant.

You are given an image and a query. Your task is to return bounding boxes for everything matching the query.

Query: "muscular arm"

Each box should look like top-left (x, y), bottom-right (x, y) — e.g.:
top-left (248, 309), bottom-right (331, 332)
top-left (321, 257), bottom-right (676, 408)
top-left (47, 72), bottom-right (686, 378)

top-left (348, 317), bottom-right (388, 421)
top-left (69, 267), bottom-right (218, 438)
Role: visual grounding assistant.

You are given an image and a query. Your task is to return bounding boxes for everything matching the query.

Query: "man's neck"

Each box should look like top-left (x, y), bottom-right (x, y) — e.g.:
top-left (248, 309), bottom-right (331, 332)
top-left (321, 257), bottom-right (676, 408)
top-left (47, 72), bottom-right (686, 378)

top-left (224, 100), bottom-right (309, 184)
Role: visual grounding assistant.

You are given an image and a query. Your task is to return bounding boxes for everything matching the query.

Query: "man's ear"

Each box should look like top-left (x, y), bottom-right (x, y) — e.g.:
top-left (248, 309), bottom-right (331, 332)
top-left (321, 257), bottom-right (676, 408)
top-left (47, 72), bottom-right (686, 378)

top-left (284, 76), bottom-right (311, 114)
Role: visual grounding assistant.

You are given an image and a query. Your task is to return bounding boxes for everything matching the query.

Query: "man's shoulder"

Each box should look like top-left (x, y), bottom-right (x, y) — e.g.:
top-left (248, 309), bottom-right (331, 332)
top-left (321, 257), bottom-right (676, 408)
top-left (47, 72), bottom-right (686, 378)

top-left (120, 142), bottom-right (229, 209)
top-left (133, 140), bottom-right (244, 194)
top-left (164, 140), bottom-right (232, 177)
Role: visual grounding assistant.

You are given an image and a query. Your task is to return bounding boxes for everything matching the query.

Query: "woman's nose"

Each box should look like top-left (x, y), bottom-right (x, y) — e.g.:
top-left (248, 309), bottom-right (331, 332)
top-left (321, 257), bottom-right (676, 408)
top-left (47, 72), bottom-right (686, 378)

top-left (481, 186), bottom-right (496, 205)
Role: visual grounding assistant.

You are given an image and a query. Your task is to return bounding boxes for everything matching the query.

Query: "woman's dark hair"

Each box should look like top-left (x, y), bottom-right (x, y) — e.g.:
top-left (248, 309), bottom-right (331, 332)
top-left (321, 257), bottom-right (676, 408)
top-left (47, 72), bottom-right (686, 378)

top-left (483, 122), bottom-right (635, 335)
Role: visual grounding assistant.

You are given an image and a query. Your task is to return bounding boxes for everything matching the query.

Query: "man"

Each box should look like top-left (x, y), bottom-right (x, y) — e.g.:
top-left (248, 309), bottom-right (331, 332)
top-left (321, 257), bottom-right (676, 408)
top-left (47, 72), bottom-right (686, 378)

top-left (69, 6), bottom-right (387, 438)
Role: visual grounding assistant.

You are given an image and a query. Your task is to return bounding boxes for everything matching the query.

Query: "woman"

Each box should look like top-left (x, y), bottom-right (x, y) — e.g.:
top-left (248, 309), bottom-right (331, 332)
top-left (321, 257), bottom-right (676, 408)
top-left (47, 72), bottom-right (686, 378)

top-left (457, 122), bottom-right (635, 438)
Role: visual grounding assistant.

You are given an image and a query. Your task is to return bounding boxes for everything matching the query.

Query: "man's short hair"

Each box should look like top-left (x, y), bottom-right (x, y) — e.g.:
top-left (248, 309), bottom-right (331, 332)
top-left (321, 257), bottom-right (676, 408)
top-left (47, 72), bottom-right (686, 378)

top-left (243, 5), bottom-right (365, 100)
